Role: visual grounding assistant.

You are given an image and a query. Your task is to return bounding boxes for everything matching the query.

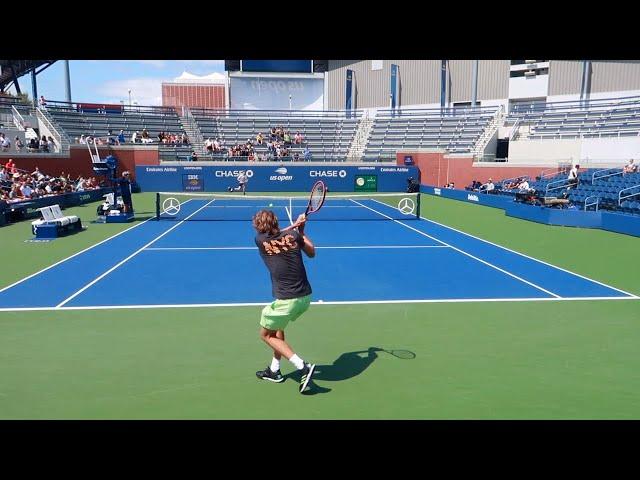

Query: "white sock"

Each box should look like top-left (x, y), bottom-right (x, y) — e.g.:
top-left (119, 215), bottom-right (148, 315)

top-left (289, 354), bottom-right (305, 370)
top-left (270, 357), bottom-right (280, 372)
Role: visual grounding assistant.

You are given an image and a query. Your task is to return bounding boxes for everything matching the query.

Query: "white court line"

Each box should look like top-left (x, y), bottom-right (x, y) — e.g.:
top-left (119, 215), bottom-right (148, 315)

top-left (0, 295), bottom-right (636, 313)
top-left (0, 200), bottom-right (193, 295)
top-left (410, 202), bottom-right (639, 299)
top-left (144, 245), bottom-right (450, 251)
top-left (204, 205), bottom-right (364, 208)
top-left (54, 198), bottom-right (217, 309)
top-left (350, 199), bottom-right (561, 298)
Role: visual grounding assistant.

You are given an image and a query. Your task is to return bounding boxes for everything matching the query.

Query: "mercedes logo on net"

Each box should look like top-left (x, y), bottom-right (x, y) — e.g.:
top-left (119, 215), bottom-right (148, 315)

top-left (398, 197), bottom-right (415, 215)
top-left (162, 197), bottom-right (181, 216)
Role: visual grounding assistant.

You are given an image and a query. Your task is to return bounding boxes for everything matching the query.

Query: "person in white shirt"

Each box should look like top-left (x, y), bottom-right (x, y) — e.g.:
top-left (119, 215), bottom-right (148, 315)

top-left (131, 131), bottom-right (139, 143)
top-left (1, 135), bottom-right (11, 151)
top-left (481, 178), bottom-right (495, 193)
top-left (517, 179), bottom-right (532, 192)
top-left (228, 171), bottom-right (248, 195)
top-left (567, 164), bottom-right (579, 189)
top-left (20, 183), bottom-right (34, 198)
top-left (623, 159), bottom-right (638, 174)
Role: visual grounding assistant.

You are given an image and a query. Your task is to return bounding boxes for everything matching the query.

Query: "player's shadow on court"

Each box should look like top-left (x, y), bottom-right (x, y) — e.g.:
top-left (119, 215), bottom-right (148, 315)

top-left (285, 347), bottom-right (415, 395)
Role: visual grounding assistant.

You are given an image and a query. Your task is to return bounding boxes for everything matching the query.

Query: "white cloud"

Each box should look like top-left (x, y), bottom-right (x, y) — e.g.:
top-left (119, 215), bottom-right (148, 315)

top-left (97, 77), bottom-right (167, 106)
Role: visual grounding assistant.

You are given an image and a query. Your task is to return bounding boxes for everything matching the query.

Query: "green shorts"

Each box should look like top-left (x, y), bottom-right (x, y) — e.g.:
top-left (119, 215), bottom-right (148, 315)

top-left (260, 295), bottom-right (312, 331)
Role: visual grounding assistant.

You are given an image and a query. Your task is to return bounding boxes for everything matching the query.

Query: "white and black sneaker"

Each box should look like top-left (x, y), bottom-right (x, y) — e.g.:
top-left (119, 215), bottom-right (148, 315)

top-left (299, 363), bottom-right (316, 394)
top-left (256, 366), bottom-right (284, 383)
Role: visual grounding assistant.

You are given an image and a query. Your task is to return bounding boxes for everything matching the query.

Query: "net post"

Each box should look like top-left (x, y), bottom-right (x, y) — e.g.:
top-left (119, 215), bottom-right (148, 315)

top-left (155, 192), bottom-right (160, 220)
top-left (416, 192), bottom-right (421, 219)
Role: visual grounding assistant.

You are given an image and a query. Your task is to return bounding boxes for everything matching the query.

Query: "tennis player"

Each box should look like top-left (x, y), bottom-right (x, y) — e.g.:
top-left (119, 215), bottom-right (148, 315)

top-left (228, 170), bottom-right (248, 195)
top-left (253, 209), bottom-right (316, 394)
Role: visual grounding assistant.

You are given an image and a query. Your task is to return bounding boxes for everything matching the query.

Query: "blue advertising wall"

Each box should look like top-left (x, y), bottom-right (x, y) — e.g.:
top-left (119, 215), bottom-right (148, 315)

top-left (135, 165), bottom-right (419, 193)
top-left (421, 185), bottom-right (515, 209)
top-left (421, 184), bottom-right (640, 238)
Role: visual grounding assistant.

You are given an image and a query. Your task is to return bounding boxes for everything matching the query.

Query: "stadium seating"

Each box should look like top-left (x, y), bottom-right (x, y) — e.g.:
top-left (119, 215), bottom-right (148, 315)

top-left (46, 103), bottom-right (191, 160)
top-left (493, 168), bottom-right (640, 215)
top-left (509, 96), bottom-right (640, 139)
top-left (363, 107), bottom-right (497, 161)
top-left (191, 109), bottom-right (361, 160)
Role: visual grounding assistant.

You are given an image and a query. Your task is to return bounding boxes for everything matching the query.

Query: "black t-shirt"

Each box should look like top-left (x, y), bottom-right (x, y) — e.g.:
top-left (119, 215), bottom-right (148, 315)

top-left (255, 229), bottom-right (312, 300)
top-left (118, 178), bottom-right (132, 197)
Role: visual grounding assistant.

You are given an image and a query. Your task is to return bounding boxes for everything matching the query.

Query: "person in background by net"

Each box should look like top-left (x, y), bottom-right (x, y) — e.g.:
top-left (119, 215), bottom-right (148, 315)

top-left (227, 170), bottom-right (248, 195)
top-left (117, 171), bottom-right (133, 213)
top-left (253, 209), bottom-right (317, 394)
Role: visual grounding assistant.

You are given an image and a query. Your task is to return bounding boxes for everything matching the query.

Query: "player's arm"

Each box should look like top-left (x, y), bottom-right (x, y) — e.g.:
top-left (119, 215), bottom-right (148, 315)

top-left (295, 214), bottom-right (315, 258)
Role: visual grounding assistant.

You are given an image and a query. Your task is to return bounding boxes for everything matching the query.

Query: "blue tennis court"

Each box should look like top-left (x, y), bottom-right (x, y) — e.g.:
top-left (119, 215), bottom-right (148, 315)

top-left (0, 195), bottom-right (635, 311)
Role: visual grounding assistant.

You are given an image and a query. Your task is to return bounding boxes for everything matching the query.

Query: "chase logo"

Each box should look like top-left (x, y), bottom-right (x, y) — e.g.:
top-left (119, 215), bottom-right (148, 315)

top-left (434, 188), bottom-right (441, 195)
top-left (214, 169), bottom-right (254, 178)
top-left (467, 194), bottom-right (479, 202)
top-left (275, 167), bottom-right (288, 175)
top-left (309, 169), bottom-right (347, 178)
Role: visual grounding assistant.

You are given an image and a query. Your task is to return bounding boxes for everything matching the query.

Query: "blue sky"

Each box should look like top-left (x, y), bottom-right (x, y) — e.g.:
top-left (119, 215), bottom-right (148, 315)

top-left (7, 60), bottom-right (225, 106)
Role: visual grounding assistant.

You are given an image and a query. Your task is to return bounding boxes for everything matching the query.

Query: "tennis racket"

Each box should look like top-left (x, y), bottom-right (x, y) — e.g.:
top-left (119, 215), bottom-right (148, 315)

top-left (283, 180), bottom-right (327, 231)
top-left (304, 180), bottom-right (327, 217)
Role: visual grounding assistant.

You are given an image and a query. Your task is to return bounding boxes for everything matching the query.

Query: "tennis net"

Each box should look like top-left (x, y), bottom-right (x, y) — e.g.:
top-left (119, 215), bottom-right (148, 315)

top-left (155, 192), bottom-right (421, 222)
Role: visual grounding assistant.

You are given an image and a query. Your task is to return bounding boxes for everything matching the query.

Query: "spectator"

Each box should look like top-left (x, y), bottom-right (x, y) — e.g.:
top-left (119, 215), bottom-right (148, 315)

top-left (118, 129), bottom-right (126, 144)
top-left (79, 134), bottom-right (87, 145)
top-left (283, 132), bottom-right (291, 145)
top-left (567, 164), bottom-right (579, 189)
top-left (107, 130), bottom-right (116, 145)
top-left (517, 179), bottom-right (533, 193)
top-left (181, 133), bottom-right (189, 145)
top-left (28, 138), bottom-right (39, 152)
top-left (39, 95), bottom-right (47, 109)
top-left (191, 151), bottom-right (198, 161)
top-left (141, 129), bottom-right (151, 143)
top-left (623, 159), bottom-right (638, 174)
top-left (131, 131), bottom-right (139, 143)
top-left (294, 131), bottom-right (304, 144)
top-left (213, 138), bottom-right (221, 152)
top-left (256, 132), bottom-right (264, 145)
top-left (5, 158), bottom-right (15, 174)
top-left (480, 178), bottom-right (495, 193)
top-left (20, 182), bottom-right (35, 199)
top-left (47, 136), bottom-right (56, 152)
top-left (39, 135), bottom-right (49, 153)
top-left (1, 133), bottom-right (10, 152)
top-left (15, 136), bottom-right (24, 152)
top-left (303, 146), bottom-right (312, 161)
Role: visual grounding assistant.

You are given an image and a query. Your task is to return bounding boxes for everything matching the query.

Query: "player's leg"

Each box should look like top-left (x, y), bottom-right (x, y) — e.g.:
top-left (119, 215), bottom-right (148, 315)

top-left (256, 297), bottom-right (315, 392)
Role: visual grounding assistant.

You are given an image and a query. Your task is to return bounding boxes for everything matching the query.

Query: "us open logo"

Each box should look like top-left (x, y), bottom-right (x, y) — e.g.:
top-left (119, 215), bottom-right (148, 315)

top-left (356, 177), bottom-right (365, 187)
top-left (271, 167), bottom-right (293, 181)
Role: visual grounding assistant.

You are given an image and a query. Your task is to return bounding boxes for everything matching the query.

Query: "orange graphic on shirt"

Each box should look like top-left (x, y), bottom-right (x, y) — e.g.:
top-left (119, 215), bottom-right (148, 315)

top-left (262, 234), bottom-right (298, 255)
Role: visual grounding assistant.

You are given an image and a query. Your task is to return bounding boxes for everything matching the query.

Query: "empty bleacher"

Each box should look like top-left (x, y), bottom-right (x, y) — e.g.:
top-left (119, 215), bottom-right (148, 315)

top-left (363, 107), bottom-right (497, 161)
top-left (191, 109), bottom-right (361, 160)
top-left (510, 96), bottom-right (640, 140)
top-left (46, 101), bottom-right (192, 160)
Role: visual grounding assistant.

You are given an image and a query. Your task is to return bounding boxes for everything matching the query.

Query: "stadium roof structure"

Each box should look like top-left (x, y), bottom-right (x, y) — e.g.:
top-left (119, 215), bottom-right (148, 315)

top-left (0, 60), bottom-right (56, 92)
